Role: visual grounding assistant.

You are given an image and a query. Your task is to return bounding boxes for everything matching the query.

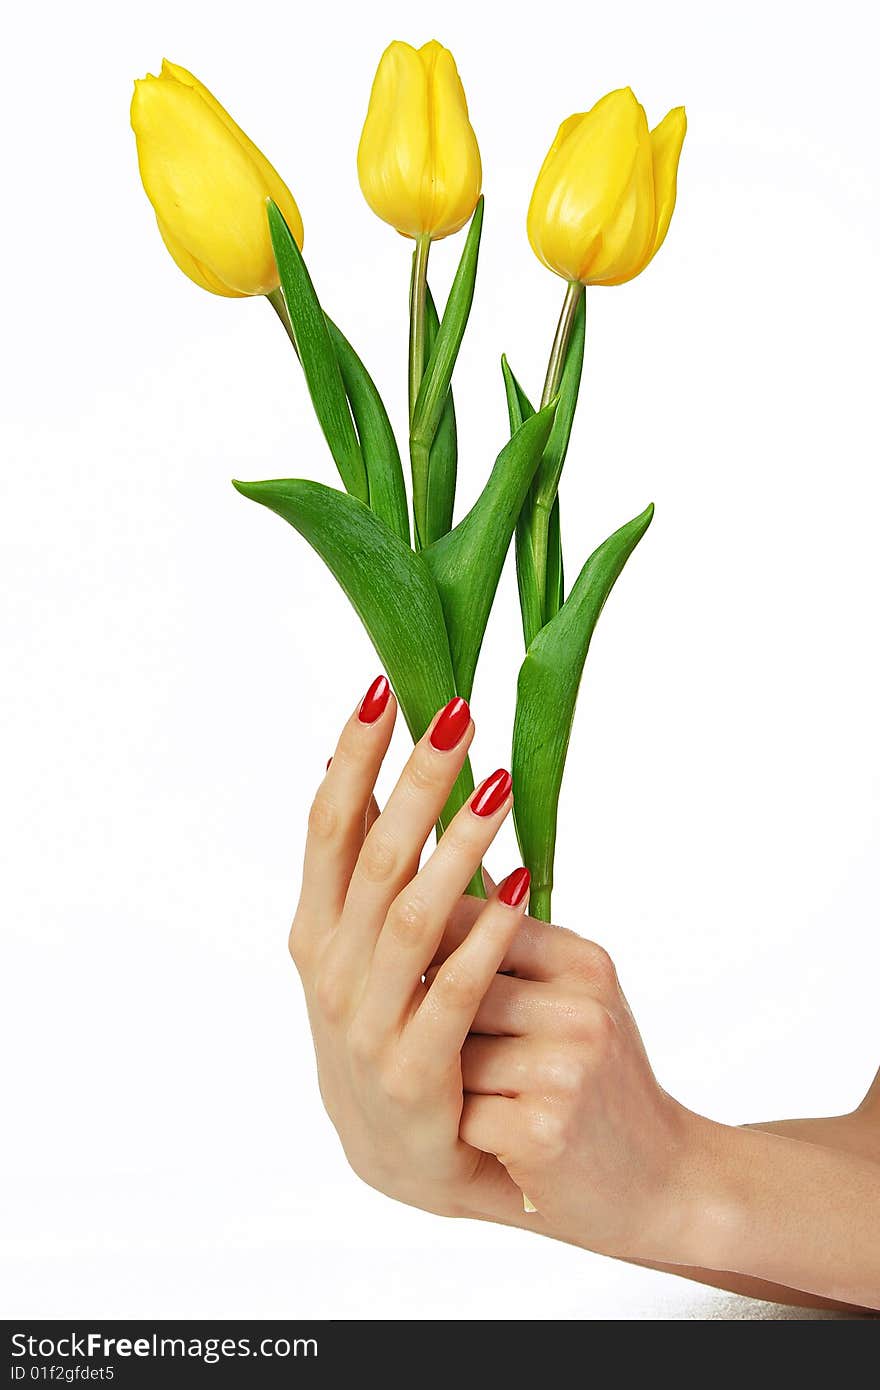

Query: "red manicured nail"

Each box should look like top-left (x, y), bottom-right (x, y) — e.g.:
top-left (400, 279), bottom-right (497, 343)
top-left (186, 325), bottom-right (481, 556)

top-left (471, 768), bottom-right (512, 817)
top-left (358, 675), bottom-right (390, 725)
top-left (325, 757), bottom-right (333, 771)
top-left (499, 867), bottom-right (531, 907)
top-left (430, 696), bottom-right (471, 751)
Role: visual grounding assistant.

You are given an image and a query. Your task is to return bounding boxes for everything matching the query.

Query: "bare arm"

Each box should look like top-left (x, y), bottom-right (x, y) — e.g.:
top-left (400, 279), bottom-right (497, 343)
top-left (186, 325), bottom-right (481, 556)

top-left (639, 1092), bottom-right (880, 1310)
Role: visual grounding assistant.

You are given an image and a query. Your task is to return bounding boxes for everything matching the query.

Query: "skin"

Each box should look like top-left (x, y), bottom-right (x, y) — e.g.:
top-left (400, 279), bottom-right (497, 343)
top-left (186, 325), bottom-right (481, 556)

top-left (291, 686), bottom-right (880, 1313)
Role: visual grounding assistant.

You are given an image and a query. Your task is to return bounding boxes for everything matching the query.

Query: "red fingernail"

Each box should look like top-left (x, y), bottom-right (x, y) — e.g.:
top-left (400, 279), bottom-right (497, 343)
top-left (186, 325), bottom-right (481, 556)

top-left (358, 675), bottom-right (390, 725)
top-left (325, 757), bottom-right (333, 771)
top-left (471, 768), bottom-right (512, 817)
top-left (430, 696), bottom-right (471, 751)
top-left (499, 867), bottom-right (531, 907)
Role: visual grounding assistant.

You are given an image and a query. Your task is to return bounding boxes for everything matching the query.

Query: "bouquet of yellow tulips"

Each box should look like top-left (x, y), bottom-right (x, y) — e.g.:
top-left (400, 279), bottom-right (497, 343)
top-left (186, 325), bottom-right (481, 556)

top-left (131, 43), bottom-right (686, 920)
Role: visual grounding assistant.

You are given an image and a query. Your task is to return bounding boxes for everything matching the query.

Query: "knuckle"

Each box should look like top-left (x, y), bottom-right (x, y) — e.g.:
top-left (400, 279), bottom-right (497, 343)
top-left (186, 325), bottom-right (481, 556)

top-left (539, 1049), bottom-right (586, 1096)
top-left (575, 940), bottom-right (618, 990)
top-left (558, 994), bottom-right (613, 1044)
top-left (307, 792), bottom-right (339, 842)
top-left (405, 755), bottom-right (444, 795)
top-left (381, 1062), bottom-right (422, 1107)
top-left (433, 963), bottom-right (480, 1010)
top-left (438, 823), bottom-right (477, 863)
top-left (575, 998), bottom-right (616, 1050)
top-left (358, 829), bottom-right (398, 884)
top-left (287, 920), bottom-right (311, 973)
top-left (386, 891), bottom-right (431, 944)
top-left (314, 968), bottom-right (349, 1024)
top-left (347, 1017), bottom-right (381, 1066)
top-left (523, 1106), bottom-right (567, 1160)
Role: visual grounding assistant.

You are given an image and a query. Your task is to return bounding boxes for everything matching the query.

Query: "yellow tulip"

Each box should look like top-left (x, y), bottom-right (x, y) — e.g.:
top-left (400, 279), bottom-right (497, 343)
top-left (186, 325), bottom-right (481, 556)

top-left (358, 40), bottom-right (482, 240)
top-left (131, 60), bottom-right (304, 297)
top-left (528, 88), bottom-right (686, 286)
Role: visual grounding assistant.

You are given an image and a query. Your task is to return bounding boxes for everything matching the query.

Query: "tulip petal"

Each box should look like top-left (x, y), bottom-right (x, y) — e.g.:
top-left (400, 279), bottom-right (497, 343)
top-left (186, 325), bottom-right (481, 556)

top-left (646, 106), bottom-right (687, 265)
top-left (578, 92), bottom-right (655, 285)
top-left (358, 40), bottom-right (481, 239)
top-left (155, 216), bottom-right (244, 296)
top-left (421, 42), bottom-right (483, 239)
top-left (161, 60), bottom-right (304, 251)
top-left (132, 75), bottom-right (279, 295)
top-left (528, 88), bottom-right (651, 284)
top-left (358, 42), bottom-right (431, 239)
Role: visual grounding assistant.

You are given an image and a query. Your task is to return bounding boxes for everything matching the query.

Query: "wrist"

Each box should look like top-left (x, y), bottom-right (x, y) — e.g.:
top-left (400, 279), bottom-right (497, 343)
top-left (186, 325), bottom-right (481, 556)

top-left (659, 1109), bottom-right (755, 1271)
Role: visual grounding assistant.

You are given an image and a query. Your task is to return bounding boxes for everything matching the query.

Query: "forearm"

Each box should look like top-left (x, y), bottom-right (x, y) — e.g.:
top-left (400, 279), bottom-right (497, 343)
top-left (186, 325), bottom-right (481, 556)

top-left (648, 1112), bottom-right (880, 1310)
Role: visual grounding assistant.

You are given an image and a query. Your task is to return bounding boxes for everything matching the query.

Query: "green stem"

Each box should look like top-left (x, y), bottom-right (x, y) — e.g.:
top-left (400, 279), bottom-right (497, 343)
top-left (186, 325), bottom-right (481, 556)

top-left (267, 286), bottom-right (298, 354)
top-left (531, 280), bottom-right (585, 617)
top-left (530, 499), bottom-right (554, 624)
top-left (530, 883), bottom-right (552, 923)
top-left (408, 234), bottom-right (432, 548)
top-left (540, 280), bottom-right (584, 409)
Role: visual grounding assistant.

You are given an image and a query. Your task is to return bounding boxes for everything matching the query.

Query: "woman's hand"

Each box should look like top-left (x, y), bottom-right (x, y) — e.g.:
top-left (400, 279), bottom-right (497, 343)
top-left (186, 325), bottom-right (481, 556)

top-left (289, 676), bottom-right (531, 1223)
top-left (290, 674), bottom-right (880, 1308)
top-left (431, 906), bottom-right (703, 1261)
top-left (435, 911), bottom-right (880, 1307)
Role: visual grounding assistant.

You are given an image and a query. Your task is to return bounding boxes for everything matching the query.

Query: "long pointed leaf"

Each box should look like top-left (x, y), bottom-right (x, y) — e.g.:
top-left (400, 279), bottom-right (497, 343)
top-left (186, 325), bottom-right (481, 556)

top-left (423, 284), bottom-right (457, 545)
top-left (501, 357), bottom-right (545, 648)
top-left (423, 405), bottom-right (556, 699)
top-left (546, 497), bottom-right (564, 617)
top-left (503, 355), bottom-right (572, 642)
top-left (512, 503), bottom-right (655, 921)
top-left (232, 478), bottom-right (474, 833)
top-left (326, 318), bottom-right (410, 545)
top-left (411, 199), bottom-right (484, 452)
top-left (267, 202), bottom-right (367, 503)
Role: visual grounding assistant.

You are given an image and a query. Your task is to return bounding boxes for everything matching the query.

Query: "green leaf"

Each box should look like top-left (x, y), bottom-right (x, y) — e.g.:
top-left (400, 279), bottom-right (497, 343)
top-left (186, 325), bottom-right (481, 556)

top-left (501, 357), bottom-right (544, 649)
top-left (423, 284), bottom-right (457, 545)
top-left (512, 503), bottom-right (655, 921)
top-left (546, 497), bottom-right (564, 618)
top-left (502, 354), bottom-right (535, 430)
top-left (267, 202), bottom-right (367, 503)
top-left (326, 318), bottom-right (410, 546)
top-left (502, 300), bottom-right (584, 642)
top-left (423, 404), bottom-right (557, 699)
top-left (232, 478), bottom-right (475, 836)
top-left (411, 199), bottom-right (484, 454)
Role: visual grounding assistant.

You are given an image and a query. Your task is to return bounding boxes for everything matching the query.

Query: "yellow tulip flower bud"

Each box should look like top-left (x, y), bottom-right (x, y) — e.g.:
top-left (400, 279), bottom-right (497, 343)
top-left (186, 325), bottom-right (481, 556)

top-left (528, 88), bottom-right (686, 287)
top-left (358, 40), bottom-right (482, 240)
top-left (131, 60), bottom-right (304, 297)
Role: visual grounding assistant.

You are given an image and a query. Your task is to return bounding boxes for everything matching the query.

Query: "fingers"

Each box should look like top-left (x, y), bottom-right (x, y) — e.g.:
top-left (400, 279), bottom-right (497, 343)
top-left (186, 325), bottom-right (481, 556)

top-left (463, 972), bottom-right (604, 1038)
top-left (461, 1034), bottom-right (591, 1099)
top-left (393, 868), bottom-right (530, 1063)
top-left (460, 1035), bottom-right (534, 1095)
top-left (330, 697), bottom-right (475, 987)
top-left (297, 675), bottom-right (396, 924)
top-left (459, 1094), bottom-right (518, 1163)
top-left (353, 781), bottom-right (517, 1036)
top-left (433, 905), bottom-right (619, 991)
top-left (364, 794), bottom-right (380, 836)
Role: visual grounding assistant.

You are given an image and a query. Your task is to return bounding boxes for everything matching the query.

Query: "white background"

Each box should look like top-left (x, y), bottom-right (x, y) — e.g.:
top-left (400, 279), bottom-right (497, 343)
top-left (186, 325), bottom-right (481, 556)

top-left (2, 0), bottom-right (878, 1321)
